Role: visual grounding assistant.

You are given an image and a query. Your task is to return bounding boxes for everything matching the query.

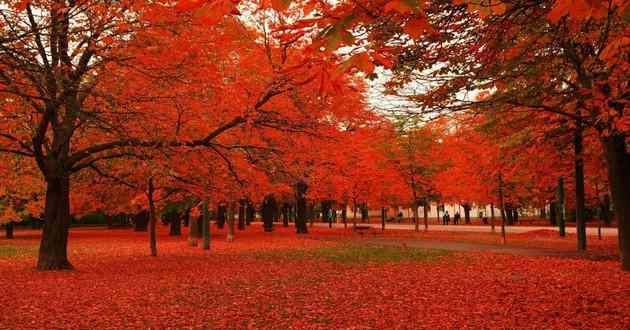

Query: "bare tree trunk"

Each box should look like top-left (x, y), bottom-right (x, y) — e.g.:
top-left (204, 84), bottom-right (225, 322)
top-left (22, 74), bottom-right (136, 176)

top-left (227, 203), bottom-right (235, 242)
top-left (603, 134), bottom-right (630, 271)
top-left (295, 181), bottom-right (308, 234)
top-left (148, 178), bottom-right (158, 257)
top-left (5, 222), bottom-right (14, 239)
top-left (37, 176), bottom-right (73, 270)
top-left (498, 173), bottom-right (506, 244)
top-left (202, 201), bottom-right (210, 250)
top-left (423, 201), bottom-right (429, 230)
top-left (490, 203), bottom-right (496, 233)
top-left (238, 200), bottom-right (246, 230)
top-left (574, 121), bottom-right (587, 251)
top-left (557, 177), bottom-right (566, 237)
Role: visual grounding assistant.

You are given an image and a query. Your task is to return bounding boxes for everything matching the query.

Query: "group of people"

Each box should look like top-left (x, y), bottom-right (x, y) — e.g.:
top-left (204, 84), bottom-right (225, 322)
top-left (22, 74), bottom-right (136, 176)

top-left (441, 211), bottom-right (462, 225)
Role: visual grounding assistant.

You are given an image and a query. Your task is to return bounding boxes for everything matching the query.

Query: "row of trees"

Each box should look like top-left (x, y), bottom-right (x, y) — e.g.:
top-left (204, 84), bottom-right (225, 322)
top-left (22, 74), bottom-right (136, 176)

top-left (1, 0), bottom-right (628, 271)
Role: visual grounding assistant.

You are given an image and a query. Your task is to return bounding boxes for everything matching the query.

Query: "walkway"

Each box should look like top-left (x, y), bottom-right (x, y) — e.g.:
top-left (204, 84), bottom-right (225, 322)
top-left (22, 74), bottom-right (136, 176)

top-left (314, 222), bottom-right (618, 236)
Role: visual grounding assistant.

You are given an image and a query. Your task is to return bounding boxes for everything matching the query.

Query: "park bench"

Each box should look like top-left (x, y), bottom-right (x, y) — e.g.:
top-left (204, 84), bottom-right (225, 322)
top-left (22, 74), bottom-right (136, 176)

top-left (354, 225), bottom-right (372, 237)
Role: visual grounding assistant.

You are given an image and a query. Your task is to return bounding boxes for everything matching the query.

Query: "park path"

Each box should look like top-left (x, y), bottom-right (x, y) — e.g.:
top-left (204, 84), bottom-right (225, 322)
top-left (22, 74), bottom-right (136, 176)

top-left (358, 238), bottom-right (579, 257)
top-left (313, 222), bottom-right (618, 236)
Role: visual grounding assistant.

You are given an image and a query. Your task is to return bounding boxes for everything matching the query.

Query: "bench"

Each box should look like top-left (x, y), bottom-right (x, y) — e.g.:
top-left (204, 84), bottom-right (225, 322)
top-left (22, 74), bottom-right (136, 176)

top-left (354, 225), bottom-right (372, 237)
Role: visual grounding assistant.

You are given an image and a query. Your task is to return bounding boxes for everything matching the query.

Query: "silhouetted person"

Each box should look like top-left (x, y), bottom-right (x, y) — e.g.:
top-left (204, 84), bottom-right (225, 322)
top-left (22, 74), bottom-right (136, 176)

top-left (454, 212), bottom-right (461, 225)
top-left (443, 211), bottom-right (450, 225)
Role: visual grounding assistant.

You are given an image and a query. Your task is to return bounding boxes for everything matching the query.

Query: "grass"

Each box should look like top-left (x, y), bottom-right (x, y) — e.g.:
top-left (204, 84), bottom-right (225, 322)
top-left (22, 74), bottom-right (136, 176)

top-left (252, 244), bottom-right (449, 264)
top-left (0, 244), bottom-right (38, 258)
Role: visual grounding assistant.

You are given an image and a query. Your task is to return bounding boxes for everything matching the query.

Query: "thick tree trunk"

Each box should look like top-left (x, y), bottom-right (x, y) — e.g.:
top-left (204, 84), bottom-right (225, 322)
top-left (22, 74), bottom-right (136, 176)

top-left (603, 135), bottom-right (630, 271)
top-left (5, 222), bottom-right (14, 239)
top-left (295, 181), bottom-right (308, 234)
top-left (37, 176), bottom-right (73, 270)
top-left (381, 207), bottom-right (386, 231)
top-left (342, 204), bottom-right (347, 230)
top-left (574, 124), bottom-right (587, 251)
top-left (148, 178), bottom-right (157, 257)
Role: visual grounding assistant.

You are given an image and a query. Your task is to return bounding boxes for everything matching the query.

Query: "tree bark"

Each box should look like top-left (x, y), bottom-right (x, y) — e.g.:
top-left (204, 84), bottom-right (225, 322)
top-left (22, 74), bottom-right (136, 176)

top-left (227, 203), bottom-right (235, 241)
top-left (238, 200), bottom-right (246, 230)
top-left (381, 207), bottom-right (386, 231)
top-left (282, 203), bottom-right (290, 227)
top-left (37, 176), bottom-right (73, 270)
top-left (216, 204), bottom-right (226, 229)
top-left (423, 201), bottom-right (429, 230)
top-left (5, 222), bottom-right (14, 239)
top-left (262, 195), bottom-right (275, 232)
top-left (557, 177), bottom-right (566, 237)
top-left (295, 181), bottom-right (308, 234)
top-left (574, 123), bottom-right (587, 251)
top-left (169, 211), bottom-right (181, 236)
top-left (188, 212), bottom-right (199, 247)
top-left (498, 173), bottom-right (506, 244)
top-left (603, 134), bottom-right (630, 271)
top-left (148, 178), bottom-right (158, 257)
top-left (463, 204), bottom-right (471, 224)
top-left (202, 201), bottom-right (210, 250)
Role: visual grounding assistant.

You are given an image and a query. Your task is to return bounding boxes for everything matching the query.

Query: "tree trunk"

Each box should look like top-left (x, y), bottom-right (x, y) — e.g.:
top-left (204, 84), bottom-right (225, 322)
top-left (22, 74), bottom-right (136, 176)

top-left (188, 212), bottom-right (199, 247)
top-left (423, 202), bottom-right (429, 230)
top-left (37, 176), bottom-right (73, 270)
top-left (246, 201), bottom-right (255, 226)
top-left (148, 178), bottom-right (157, 257)
top-left (169, 211), bottom-right (181, 236)
top-left (183, 208), bottom-right (190, 227)
top-left (238, 200), bottom-right (246, 230)
top-left (216, 204), bottom-right (226, 229)
top-left (262, 195), bottom-right (275, 232)
top-left (603, 134), bottom-right (630, 271)
top-left (463, 204), bottom-right (471, 224)
top-left (282, 203), bottom-right (290, 227)
top-left (498, 173), bottom-right (506, 244)
top-left (202, 201), bottom-right (210, 250)
top-left (490, 203), bottom-right (496, 232)
top-left (413, 201), bottom-right (419, 232)
top-left (436, 205), bottom-right (441, 225)
top-left (381, 207), bottom-right (386, 231)
top-left (5, 222), bottom-right (14, 239)
top-left (227, 203), bottom-right (235, 241)
top-left (342, 204), bottom-right (347, 230)
top-left (574, 123), bottom-right (587, 251)
top-left (549, 201), bottom-right (557, 226)
top-left (557, 177), bottom-right (566, 237)
top-left (295, 181), bottom-right (308, 234)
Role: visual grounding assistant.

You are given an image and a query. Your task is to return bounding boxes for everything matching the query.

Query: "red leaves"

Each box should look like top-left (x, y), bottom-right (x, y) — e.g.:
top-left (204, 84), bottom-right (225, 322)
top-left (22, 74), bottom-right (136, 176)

top-left (547, 0), bottom-right (609, 23)
top-left (1, 226), bottom-right (629, 329)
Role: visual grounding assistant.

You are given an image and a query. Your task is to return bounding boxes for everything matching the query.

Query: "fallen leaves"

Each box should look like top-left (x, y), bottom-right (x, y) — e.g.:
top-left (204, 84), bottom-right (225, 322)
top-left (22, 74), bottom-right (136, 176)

top-left (0, 226), bottom-right (628, 329)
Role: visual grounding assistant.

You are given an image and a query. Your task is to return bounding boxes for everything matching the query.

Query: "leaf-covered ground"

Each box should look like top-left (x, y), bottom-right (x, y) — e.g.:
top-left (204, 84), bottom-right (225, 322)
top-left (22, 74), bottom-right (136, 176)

top-left (1, 225), bottom-right (629, 329)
